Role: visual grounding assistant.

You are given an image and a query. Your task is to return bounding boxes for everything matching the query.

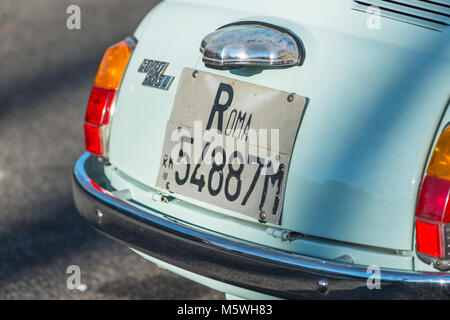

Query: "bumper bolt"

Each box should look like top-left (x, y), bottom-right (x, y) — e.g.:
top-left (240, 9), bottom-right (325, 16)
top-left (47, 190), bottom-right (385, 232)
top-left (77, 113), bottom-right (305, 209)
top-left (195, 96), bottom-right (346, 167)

top-left (95, 209), bottom-right (103, 223)
top-left (192, 70), bottom-right (198, 78)
top-left (317, 280), bottom-right (329, 294)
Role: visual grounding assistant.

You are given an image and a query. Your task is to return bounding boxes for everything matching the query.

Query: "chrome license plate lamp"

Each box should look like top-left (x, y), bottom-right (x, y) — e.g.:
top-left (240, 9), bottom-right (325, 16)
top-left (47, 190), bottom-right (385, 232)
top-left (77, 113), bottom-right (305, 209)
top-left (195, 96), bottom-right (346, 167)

top-left (200, 21), bottom-right (305, 70)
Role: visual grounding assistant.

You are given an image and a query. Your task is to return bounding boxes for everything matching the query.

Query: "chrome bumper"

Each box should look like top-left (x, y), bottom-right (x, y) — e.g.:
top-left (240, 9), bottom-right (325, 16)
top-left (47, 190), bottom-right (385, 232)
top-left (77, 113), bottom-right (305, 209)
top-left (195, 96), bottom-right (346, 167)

top-left (72, 153), bottom-right (450, 299)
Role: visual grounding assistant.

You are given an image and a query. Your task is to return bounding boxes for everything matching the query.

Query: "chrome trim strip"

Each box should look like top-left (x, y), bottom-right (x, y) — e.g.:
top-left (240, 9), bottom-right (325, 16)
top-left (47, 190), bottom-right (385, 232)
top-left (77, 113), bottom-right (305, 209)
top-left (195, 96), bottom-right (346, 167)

top-left (73, 152), bottom-right (450, 299)
top-left (125, 35), bottom-right (137, 49)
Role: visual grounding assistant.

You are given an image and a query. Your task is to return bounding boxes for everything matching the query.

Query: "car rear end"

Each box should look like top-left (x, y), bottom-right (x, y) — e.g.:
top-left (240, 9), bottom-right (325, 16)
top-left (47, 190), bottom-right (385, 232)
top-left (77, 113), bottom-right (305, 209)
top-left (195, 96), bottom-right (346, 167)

top-left (72, 0), bottom-right (450, 299)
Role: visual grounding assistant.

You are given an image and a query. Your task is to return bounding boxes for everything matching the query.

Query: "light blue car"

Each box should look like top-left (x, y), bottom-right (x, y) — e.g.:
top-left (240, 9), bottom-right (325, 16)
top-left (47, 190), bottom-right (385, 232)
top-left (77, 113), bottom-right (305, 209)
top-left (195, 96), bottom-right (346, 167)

top-left (72, 0), bottom-right (450, 299)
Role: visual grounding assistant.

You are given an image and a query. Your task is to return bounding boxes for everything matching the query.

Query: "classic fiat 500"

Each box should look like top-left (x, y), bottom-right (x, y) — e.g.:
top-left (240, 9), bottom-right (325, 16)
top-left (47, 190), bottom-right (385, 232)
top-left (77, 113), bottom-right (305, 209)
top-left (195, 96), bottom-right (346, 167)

top-left (72, 0), bottom-right (450, 299)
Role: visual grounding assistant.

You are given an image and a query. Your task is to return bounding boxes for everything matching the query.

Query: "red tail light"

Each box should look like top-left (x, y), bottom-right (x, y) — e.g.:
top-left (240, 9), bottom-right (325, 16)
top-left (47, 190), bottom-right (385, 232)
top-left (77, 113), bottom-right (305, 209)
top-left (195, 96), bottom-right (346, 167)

top-left (84, 123), bottom-right (104, 156)
top-left (415, 126), bottom-right (450, 268)
top-left (85, 87), bottom-right (115, 126)
top-left (84, 37), bottom-right (135, 157)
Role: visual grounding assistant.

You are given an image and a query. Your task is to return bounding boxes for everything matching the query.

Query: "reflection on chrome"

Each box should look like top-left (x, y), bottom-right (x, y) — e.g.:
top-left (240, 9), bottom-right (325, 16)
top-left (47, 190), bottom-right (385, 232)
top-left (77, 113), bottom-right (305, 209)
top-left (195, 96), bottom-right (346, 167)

top-left (200, 21), bottom-right (305, 70)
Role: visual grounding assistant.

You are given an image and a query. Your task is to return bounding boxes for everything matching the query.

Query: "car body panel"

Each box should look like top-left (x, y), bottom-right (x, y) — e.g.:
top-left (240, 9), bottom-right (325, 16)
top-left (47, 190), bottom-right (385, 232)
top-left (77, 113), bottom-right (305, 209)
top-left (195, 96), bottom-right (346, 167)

top-left (108, 0), bottom-right (450, 257)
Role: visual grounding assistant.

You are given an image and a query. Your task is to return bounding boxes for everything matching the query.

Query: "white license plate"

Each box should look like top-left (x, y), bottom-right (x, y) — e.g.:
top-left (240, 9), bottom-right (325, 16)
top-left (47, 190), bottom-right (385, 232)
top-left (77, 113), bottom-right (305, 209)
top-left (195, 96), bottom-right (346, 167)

top-left (156, 68), bottom-right (306, 224)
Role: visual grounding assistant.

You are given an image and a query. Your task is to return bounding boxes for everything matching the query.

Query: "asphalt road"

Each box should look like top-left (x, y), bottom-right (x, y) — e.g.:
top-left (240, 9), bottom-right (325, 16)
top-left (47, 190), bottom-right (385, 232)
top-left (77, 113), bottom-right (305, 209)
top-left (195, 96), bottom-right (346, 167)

top-left (0, 0), bottom-right (223, 299)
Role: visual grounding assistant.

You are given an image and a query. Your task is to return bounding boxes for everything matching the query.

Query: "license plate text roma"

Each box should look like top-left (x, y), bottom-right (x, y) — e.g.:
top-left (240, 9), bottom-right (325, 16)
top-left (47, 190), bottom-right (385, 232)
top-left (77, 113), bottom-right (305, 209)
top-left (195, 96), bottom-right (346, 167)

top-left (156, 68), bottom-right (306, 225)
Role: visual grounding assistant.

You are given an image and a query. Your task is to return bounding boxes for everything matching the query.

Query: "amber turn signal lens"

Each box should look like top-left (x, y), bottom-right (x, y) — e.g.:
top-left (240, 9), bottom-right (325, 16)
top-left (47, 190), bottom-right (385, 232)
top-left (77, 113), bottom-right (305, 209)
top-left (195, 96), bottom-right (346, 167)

top-left (94, 39), bottom-right (133, 90)
top-left (427, 127), bottom-right (450, 180)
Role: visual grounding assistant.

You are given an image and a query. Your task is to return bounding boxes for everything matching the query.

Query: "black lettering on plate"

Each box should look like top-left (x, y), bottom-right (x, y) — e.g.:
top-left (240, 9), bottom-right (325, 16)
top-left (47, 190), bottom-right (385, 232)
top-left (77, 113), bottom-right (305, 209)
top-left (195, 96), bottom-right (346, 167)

top-left (175, 136), bottom-right (193, 186)
top-left (259, 162), bottom-right (285, 215)
top-left (206, 83), bottom-right (234, 133)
